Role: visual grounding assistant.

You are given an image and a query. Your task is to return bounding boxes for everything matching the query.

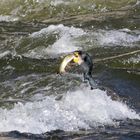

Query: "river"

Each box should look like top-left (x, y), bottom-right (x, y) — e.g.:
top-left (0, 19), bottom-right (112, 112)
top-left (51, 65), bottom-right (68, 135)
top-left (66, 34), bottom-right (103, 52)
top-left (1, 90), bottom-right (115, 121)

top-left (0, 0), bottom-right (140, 140)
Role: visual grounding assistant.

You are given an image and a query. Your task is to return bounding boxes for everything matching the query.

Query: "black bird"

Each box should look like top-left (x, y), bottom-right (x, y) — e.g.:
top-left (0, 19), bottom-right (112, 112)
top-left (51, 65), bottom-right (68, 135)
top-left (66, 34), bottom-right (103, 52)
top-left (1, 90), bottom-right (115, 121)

top-left (59, 51), bottom-right (119, 100)
top-left (72, 51), bottom-right (97, 89)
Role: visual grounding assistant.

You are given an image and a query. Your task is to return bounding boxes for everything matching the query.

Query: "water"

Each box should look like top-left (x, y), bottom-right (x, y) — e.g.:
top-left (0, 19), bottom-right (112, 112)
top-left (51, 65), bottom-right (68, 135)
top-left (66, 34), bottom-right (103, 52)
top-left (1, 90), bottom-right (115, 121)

top-left (0, 87), bottom-right (139, 134)
top-left (0, 0), bottom-right (140, 140)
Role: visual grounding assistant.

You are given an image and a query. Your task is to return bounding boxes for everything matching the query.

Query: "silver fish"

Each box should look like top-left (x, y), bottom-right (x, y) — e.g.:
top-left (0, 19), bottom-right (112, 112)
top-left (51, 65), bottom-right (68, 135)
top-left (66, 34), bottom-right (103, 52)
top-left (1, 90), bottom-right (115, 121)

top-left (59, 54), bottom-right (75, 73)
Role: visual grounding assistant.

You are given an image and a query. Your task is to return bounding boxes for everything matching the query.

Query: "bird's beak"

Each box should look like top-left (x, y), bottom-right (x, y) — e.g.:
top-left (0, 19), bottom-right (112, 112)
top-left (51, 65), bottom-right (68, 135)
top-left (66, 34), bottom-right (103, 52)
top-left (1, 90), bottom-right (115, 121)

top-left (73, 52), bottom-right (83, 65)
top-left (73, 52), bottom-right (80, 63)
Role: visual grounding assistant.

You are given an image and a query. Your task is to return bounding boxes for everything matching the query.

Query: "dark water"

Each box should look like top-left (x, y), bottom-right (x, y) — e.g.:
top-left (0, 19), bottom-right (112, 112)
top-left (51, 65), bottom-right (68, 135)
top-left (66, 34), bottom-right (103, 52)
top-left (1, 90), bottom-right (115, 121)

top-left (0, 0), bottom-right (140, 140)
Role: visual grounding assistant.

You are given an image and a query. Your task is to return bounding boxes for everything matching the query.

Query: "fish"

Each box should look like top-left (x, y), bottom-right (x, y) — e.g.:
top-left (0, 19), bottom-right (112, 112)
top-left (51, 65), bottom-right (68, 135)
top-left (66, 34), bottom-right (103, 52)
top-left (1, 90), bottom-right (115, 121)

top-left (59, 54), bottom-right (75, 73)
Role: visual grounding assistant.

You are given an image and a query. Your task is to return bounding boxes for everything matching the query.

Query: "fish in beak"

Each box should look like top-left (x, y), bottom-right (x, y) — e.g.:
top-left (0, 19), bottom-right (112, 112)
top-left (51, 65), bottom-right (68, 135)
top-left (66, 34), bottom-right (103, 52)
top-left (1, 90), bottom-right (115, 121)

top-left (59, 51), bottom-right (83, 73)
top-left (59, 51), bottom-right (98, 90)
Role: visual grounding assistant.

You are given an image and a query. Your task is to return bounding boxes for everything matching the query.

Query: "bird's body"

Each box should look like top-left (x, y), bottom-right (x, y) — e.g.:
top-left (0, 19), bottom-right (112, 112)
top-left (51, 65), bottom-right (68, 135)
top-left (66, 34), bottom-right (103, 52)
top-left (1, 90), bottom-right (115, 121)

top-left (73, 51), bottom-right (97, 89)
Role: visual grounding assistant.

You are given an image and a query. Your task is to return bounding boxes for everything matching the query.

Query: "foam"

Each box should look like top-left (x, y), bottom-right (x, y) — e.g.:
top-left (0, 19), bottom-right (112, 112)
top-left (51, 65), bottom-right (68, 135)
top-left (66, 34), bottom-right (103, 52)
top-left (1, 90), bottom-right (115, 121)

top-left (0, 51), bottom-right (11, 59)
top-left (50, 0), bottom-right (70, 6)
top-left (92, 29), bottom-right (140, 47)
top-left (123, 54), bottom-right (140, 64)
top-left (21, 27), bottom-right (140, 59)
top-left (0, 87), bottom-right (139, 134)
top-left (24, 24), bottom-right (85, 58)
top-left (0, 15), bottom-right (18, 22)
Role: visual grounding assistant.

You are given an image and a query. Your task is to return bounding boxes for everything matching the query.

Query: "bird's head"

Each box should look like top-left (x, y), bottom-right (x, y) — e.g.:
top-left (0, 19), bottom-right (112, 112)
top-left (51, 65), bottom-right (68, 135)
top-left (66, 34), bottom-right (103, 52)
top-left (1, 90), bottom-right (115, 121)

top-left (73, 51), bottom-right (84, 65)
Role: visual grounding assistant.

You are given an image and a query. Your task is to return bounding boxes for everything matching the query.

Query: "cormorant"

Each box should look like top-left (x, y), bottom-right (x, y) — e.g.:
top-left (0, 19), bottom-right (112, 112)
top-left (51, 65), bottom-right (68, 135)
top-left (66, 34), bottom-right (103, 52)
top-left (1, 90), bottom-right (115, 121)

top-left (60, 51), bottom-right (98, 89)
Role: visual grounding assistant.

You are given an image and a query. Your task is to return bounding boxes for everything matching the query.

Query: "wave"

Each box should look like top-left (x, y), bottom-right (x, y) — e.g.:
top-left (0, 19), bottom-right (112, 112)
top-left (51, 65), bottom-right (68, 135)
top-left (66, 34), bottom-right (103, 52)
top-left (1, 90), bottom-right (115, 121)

top-left (1, 0), bottom-right (137, 21)
top-left (89, 29), bottom-right (140, 47)
top-left (0, 86), bottom-right (139, 134)
top-left (18, 24), bottom-right (85, 59)
top-left (0, 15), bottom-right (18, 22)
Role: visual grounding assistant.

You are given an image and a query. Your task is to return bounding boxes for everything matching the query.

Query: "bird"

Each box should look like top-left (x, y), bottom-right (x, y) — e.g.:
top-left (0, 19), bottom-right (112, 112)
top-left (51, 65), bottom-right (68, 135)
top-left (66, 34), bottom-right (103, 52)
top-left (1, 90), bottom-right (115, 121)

top-left (59, 51), bottom-right (120, 100)
top-left (59, 51), bottom-right (98, 89)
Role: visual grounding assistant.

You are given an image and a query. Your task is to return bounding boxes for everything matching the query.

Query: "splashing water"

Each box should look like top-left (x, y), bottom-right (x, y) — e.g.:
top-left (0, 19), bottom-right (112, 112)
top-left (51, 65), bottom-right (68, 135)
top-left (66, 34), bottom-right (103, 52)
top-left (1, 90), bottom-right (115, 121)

top-left (0, 86), bottom-right (139, 134)
top-left (22, 24), bottom-right (86, 58)
top-left (91, 29), bottom-right (140, 47)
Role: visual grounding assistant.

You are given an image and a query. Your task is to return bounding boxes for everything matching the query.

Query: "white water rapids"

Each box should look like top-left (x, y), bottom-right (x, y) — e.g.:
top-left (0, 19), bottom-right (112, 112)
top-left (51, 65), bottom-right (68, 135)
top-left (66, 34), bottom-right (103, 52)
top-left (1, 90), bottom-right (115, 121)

top-left (0, 24), bottom-right (139, 134)
top-left (0, 86), bottom-right (139, 134)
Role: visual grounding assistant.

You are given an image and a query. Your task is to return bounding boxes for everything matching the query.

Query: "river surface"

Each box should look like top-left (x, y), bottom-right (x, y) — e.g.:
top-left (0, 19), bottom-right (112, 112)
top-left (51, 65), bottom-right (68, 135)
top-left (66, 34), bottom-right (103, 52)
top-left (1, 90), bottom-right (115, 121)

top-left (0, 0), bottom-right (140, 140)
